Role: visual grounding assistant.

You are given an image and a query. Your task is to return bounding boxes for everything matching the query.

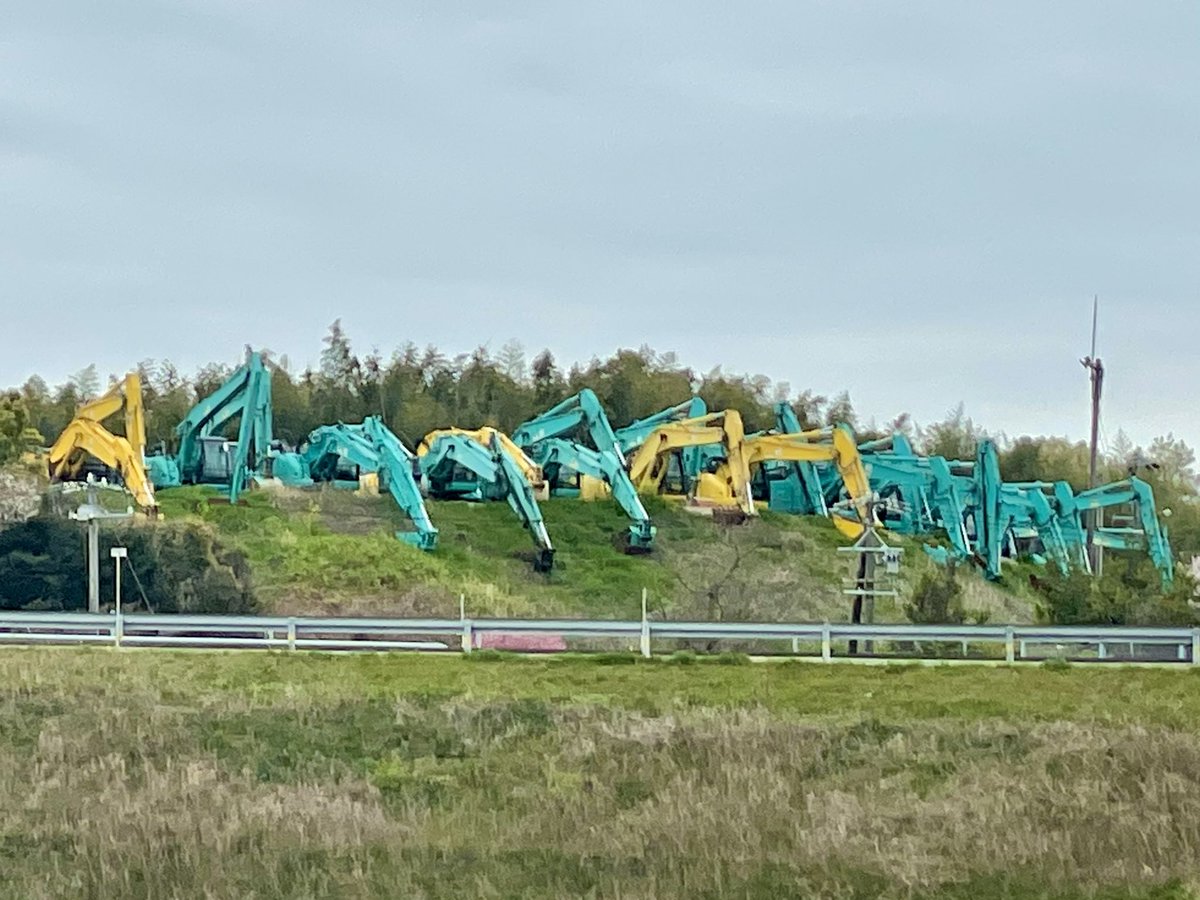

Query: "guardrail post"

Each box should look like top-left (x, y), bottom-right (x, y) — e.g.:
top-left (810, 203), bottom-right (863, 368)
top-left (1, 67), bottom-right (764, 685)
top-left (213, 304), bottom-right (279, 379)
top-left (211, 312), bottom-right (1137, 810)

top-left (639, 588), bottom-right (651, 659)
top-left (1191, 630), bottom-right (1200, 666)
top-left (792, 636), bottom-right (800, 655)
top-left (287, 618), bottom-right (297, 651)
top-left (1098, 642), bottom-right (1106, 661)
top-left (114, 610), bottom-right (123, 649)
top-left (821, 623), bottom-right (832, 662)
top-left (460, 595), bottom-right (472, 654)
top-left (1004, 627), bottom-right (1015, 664)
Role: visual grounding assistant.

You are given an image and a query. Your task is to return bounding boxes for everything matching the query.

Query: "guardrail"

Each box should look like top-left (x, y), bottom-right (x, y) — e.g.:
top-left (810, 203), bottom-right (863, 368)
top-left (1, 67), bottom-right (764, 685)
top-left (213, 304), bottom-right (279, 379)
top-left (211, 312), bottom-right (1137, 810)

top-left (0, 611), bottom-right (1197, 664)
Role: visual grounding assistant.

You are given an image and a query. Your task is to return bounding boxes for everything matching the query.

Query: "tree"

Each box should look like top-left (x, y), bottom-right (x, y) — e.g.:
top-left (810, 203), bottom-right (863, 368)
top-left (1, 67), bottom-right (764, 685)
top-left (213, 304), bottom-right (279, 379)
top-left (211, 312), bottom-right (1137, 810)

top-left (789, 390), bottom-right (828, 430)
top-left (905, 565), bottom-right (967, 624)
top-left (921, 403), bottom-right (981, 460)
top-left (824, 391), bottom-right (857, 429)
top-left (69, 364), bottom-right (100, 400)
top-left (319, 319), bottom-right (358, 388)
top-left (531, 349), bottom-right (563, 406)
top-left (0, 393), bottom-right (44, 464)
top-left (497, 340), bottom-right (527, 384)
top-left (1147, 434), bottom-right (1198, 492)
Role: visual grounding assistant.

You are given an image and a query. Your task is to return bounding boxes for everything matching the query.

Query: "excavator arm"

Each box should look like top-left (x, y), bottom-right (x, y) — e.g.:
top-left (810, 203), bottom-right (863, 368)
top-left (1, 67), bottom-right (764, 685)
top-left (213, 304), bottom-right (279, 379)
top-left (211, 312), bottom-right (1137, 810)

top-left (304, 424), bottom-right (380, 483)
top-left (529, 438), bottom-right (655, 551)
top-left (170, 351), bottom-right (273, 504)
top-left (512, 389), bottom-right (626, 463)
top-left (1034, 477), bottom-right (1174, 588)
top-left (418, 429), bottom-right (554, 570)
top-left (48, 420), bottom-right (156, 511)
top-left (615, 398), bottom-right (708, 457)
top-left (863, 454), bottom-right (972, 560)
top-left (47, 371), bottom-right (155, 511)
top-left (360, 416), bottom-right (439, 551)
top-left (767, 402), bottom-right (830, 516)
top-left (420, 427), bottom-right (546, 496)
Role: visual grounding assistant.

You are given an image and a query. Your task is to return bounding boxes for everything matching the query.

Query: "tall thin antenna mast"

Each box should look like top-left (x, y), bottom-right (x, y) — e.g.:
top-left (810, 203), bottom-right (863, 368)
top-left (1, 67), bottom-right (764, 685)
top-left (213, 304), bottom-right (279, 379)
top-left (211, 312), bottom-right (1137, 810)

top-left (1081, 296), bottom-right (1104, 572)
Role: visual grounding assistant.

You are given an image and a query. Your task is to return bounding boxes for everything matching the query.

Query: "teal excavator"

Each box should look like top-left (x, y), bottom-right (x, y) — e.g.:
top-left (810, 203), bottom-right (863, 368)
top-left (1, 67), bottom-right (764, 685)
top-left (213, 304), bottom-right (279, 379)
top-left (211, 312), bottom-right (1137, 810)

top-left (145, 349), bottom-right (273, 504)
top-left (1012, 477), bottom-right (1174, 588)
top-left (301, 417), bottom-right (439, 551)
top-left (417, 428), bottom-right (555, 572)
top-left (512, 389), bottom-right (655, 553)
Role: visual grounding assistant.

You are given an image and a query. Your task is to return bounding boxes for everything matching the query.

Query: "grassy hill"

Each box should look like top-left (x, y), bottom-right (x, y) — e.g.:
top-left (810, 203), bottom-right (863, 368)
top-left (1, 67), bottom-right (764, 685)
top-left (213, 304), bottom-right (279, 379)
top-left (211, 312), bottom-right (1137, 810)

top-left (153, 484), bottom-right (1038, 623)
top-left (1, 648), bottom-right (1197, 899)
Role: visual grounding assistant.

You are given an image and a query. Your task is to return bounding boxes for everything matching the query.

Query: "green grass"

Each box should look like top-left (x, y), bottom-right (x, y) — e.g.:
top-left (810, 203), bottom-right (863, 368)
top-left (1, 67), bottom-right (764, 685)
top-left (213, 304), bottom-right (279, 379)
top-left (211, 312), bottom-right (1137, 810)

top-left (2, 648), bottom-right (1200, 898)
top-left (153, 484), bottom-right (1037, 622)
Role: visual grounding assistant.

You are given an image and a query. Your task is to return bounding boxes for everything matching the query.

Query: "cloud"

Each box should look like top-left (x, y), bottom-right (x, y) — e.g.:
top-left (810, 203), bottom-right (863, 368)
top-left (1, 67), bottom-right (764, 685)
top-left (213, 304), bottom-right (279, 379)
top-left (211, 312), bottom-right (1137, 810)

top-left (1, 1), bottom-right (1196, 451)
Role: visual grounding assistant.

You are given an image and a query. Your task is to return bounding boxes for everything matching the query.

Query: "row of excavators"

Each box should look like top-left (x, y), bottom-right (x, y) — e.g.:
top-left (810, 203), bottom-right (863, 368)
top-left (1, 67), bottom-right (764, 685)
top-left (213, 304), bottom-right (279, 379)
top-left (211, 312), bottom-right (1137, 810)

top-left (45, 350), bottom-right (1176, 588)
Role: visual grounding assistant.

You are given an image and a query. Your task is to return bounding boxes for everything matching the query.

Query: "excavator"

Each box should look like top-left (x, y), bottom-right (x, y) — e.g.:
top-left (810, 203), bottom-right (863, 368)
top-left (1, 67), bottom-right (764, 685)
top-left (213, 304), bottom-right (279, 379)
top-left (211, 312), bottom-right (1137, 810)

top-left (512, 389), bottom-right (655, 553)
top-left (1012, 477), bottom-right (1174, 588)
top-left (144, 350), bottom-right (273, 504)
top-left (761, 402), bottom-right (832, 516)
top-left (742, 424), bottom-right (876, 538)
top-left (627, 409), bottom-right (753, 514)
top-left (627, 409), bottom-right (876, 537)
top-left (416, 427), bottom-right (555, 571)
top-left (301, 417), bottom-right (439, 551)
top-left (47, 372), bottom-right (157, 512)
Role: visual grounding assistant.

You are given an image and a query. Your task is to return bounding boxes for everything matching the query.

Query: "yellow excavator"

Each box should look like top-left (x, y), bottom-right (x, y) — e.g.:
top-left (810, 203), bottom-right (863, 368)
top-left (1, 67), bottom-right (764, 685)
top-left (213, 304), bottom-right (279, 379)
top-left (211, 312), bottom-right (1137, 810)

top-left (47, 372), bottom-right (157, 512)
top-left (627, 410), bottom-right (755, 516)
top-left (628, 412), bottom-right (874, 537)
top-left (740, 425), bottom-right (874, 538)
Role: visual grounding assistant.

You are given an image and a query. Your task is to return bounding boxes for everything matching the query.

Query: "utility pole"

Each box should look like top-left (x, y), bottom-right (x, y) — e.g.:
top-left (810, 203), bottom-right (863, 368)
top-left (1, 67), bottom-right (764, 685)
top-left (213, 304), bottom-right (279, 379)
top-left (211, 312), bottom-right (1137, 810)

top-left (1081, 296), bottom-right (1104, 574)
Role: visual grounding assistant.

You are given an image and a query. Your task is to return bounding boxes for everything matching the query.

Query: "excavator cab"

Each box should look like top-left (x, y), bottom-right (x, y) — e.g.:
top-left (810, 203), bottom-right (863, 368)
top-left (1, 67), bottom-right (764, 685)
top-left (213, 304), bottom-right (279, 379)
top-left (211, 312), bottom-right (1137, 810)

top-left (195, 436), bottom-right (236, 484)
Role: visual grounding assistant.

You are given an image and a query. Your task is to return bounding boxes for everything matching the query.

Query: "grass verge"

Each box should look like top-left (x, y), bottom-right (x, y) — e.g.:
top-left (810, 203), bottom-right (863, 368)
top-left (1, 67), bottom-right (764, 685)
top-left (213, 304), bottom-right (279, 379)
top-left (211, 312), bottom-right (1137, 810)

top-left (0, 648), bottom-right (1198, 898)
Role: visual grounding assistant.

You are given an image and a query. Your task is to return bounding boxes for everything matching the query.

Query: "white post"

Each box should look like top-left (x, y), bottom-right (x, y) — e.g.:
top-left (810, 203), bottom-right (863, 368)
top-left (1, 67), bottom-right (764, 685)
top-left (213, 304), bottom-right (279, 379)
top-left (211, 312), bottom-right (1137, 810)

top-left (110, 547), bottom-right (127, 646)
top-left (87, 519), bottom-right (100, 613)
top-left (1191, 629), bottom-right (1200, 666)
top-left (287, 617), bottom-right (297, 651)
top-left (1004, 627), bottom-right (1015, 664)
top-left (639, 588), bottom-right (651, 659)
top-left (821, 623), bottom-right (832, 662)
top-left (460, 594), bottom-right (472, 653)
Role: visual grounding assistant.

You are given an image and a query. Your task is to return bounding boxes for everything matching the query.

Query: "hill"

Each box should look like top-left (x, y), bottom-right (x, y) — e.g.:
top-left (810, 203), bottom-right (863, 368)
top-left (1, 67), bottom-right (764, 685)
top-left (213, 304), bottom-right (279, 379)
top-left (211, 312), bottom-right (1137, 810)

top-left (154, 485), bottom-right (1038, 623)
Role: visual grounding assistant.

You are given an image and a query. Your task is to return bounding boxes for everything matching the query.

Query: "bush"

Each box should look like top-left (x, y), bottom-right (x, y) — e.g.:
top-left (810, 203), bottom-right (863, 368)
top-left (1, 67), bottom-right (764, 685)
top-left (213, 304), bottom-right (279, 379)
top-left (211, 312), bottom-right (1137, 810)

top-left (0, 516), bottom-right (259, 613)
top-left (1034, 562), bottom-right (1198, 627)
top-left (905, 565), bottom-right (966, 625)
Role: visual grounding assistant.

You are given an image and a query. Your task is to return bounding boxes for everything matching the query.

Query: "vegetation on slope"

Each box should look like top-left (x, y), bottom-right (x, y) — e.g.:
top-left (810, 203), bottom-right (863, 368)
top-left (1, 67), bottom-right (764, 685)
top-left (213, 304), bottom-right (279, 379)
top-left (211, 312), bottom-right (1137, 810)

top-left (1, 649), bottom-right (1198, 899)
top-left (152, 484), bottom-right (1036, 622)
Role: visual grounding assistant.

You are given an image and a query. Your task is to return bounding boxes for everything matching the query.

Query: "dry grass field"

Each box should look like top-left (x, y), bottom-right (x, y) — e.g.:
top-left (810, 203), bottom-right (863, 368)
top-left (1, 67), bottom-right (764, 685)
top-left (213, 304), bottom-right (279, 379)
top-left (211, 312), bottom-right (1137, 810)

top-left (0, 649), bottom-right (1197, 898)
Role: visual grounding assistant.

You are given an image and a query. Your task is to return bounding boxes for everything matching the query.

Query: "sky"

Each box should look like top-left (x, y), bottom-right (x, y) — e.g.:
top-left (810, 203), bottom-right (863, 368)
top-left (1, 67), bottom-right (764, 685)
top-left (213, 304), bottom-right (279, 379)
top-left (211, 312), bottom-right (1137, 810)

top-left (2, 2), bottom-right (1197, 453)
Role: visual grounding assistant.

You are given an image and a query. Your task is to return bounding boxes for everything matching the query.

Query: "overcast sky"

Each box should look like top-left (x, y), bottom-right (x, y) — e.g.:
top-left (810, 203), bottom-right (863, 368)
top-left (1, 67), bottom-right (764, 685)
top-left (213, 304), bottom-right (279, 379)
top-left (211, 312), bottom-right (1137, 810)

top-left (3, 2), bottom-right (1197, 452)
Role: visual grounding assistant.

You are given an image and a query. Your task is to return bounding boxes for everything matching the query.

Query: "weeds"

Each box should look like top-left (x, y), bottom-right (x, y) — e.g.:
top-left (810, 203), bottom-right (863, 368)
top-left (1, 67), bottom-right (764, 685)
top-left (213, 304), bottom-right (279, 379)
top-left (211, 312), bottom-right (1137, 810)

top-left (1, 650), bottom-right (1200, 896)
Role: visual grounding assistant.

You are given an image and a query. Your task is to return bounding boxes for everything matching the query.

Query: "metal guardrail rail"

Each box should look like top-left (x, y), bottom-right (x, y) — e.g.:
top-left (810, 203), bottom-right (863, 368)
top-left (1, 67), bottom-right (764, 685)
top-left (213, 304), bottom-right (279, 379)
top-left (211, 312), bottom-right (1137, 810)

top-left (0, 611), bottom-right (1197, 664)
